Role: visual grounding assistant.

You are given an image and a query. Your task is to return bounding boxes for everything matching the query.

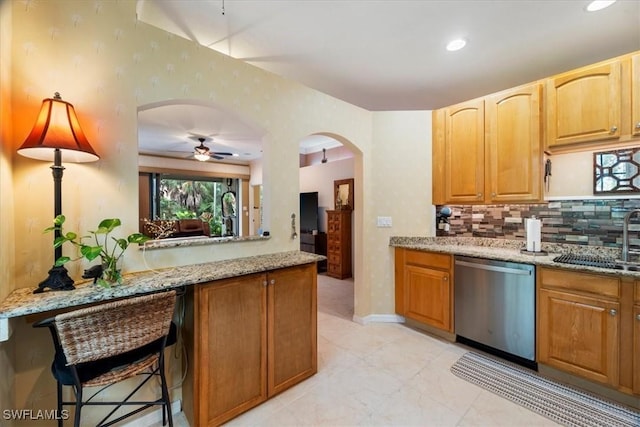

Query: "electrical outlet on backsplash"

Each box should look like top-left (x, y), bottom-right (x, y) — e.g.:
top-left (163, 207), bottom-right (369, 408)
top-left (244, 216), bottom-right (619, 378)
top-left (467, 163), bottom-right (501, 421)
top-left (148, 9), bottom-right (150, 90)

top-left (435, 199), bottom-right (640, 249)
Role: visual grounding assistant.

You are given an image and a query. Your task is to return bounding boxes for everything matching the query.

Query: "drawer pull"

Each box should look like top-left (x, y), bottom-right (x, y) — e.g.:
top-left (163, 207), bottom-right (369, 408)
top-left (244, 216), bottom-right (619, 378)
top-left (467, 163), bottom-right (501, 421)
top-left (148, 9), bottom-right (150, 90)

top-left (609, 309), bottom-right (617, 316)
top-left (609, 126), bottom-right (618, 134)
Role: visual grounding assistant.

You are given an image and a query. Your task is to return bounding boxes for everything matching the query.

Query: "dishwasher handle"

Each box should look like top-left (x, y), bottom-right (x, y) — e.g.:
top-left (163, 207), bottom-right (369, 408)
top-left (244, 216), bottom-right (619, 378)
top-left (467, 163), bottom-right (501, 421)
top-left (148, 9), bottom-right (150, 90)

top-left (454, 259), bottom-right (532, 276)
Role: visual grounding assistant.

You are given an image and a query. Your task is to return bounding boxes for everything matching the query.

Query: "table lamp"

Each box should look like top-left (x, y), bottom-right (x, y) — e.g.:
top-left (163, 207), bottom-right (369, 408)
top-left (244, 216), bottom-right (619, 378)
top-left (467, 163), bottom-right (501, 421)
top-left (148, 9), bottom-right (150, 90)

top-left (17, 92), bottom-right (100, 293)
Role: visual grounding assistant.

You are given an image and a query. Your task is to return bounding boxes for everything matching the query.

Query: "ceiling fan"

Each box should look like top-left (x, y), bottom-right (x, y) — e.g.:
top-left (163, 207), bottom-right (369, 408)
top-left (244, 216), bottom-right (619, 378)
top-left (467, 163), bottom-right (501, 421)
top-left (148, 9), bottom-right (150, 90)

top-left (193, 137), bottom-right (233, 161)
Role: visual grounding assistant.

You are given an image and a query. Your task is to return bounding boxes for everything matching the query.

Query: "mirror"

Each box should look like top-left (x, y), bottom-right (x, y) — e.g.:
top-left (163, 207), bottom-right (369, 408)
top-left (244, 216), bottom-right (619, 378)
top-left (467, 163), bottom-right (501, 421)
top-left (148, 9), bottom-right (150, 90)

top-left (334, 178), bottom-right (354, 210)
top-left (594, 147), bottom-right (640, 194)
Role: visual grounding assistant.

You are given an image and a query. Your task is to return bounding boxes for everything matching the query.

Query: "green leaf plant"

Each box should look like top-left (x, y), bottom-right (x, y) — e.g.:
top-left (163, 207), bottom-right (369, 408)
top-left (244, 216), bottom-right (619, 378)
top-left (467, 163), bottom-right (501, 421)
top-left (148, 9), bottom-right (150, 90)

top-left (45, 215), bottom-right (150, 287)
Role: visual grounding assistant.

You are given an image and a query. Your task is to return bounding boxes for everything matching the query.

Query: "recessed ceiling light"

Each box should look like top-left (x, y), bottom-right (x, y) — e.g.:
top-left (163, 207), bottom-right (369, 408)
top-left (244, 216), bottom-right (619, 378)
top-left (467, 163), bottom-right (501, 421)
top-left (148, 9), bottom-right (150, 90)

top-left (446, 38), bottom-right (467, 52)
top-left (586, 0), bottom-right (616, 12)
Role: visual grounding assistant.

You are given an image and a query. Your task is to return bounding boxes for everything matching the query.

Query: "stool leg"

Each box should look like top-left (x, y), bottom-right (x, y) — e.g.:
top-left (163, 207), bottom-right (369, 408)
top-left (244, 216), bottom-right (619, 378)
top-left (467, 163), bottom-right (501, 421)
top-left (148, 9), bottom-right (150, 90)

top-left (57, 381), bottom-right (63, 427)
top-left (159, 360), bottom-right (173, 427)
top-left (73, 387), bottom-right (82, 427)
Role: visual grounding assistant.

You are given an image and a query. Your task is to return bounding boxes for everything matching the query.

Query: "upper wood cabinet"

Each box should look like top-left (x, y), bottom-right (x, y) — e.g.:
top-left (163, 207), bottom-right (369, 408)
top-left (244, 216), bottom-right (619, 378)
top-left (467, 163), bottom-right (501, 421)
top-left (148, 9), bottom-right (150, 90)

top-left (546, 59), bottom-right (622, 148)
top-left (433, 83), bottom-right (542, 205)
top-left (486, 83), bottom-right (543, 203)
top-left (632, 54), bottom-right (640, 137)
top-left (443, 99), bottom-right (485, 204)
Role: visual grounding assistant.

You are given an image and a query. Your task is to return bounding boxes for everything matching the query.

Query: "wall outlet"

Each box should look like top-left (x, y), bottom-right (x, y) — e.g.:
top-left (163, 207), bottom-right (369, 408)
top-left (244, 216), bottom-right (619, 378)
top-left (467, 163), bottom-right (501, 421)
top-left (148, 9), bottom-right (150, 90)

top-left (377, 216), bottom-right (392, 227)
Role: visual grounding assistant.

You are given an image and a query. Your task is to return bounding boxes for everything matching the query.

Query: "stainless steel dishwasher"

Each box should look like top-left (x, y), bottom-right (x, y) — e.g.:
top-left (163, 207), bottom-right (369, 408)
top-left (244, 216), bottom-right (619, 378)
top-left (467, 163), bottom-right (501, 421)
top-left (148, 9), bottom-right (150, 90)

top-left (454, 255), bottom-right (536, 367)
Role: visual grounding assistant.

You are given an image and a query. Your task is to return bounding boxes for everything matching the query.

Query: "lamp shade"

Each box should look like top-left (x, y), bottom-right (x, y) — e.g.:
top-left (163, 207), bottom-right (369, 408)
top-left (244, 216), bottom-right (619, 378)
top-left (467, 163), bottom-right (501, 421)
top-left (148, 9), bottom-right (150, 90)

top-left (17, 93), bottom-right (99, 163)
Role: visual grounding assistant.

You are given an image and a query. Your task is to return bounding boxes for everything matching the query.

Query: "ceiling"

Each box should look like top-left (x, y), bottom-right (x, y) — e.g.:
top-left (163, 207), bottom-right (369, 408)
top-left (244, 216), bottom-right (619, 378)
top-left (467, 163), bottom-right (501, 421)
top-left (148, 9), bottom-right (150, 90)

top-left (136, 0), bottom-right (640, 162)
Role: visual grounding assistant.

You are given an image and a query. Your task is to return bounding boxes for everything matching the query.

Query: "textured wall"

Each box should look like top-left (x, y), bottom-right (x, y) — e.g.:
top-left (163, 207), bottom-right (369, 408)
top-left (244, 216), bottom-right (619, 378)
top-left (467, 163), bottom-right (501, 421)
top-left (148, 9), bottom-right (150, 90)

top-left (3, 0), bottom-right (434, 422)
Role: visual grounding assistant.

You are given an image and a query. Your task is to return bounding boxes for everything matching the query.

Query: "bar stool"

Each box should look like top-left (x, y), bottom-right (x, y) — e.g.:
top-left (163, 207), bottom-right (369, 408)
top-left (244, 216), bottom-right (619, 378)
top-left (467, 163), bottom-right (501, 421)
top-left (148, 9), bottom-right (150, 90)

top-left (34, 290), bottom-right (177, 427)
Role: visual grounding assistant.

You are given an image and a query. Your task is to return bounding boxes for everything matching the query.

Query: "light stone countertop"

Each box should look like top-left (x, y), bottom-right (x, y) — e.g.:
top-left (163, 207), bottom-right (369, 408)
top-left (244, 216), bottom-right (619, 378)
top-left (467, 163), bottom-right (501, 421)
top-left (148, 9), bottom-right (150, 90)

top-left (389, 236), bottom-right (640, 278)
top-left (0, 251), bottom-right (325, 319)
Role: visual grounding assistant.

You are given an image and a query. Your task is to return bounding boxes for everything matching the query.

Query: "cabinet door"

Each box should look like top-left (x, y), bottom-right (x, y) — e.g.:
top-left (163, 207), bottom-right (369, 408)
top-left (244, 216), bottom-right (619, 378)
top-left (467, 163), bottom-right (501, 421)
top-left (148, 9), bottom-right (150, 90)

top-left (634, 305), bottom-right (640, 395)
top-left (486, 83), bottom-right (542, 203)
top-left (195, 274), bottom-right (268, 426)
top-left (546, 59), bottom-right (621, 147)
top-left (632, 54), bottom-right (640, 137)
top-left (538, 288), bottom-right (619, 386)
top-left (404, 264), bottom-right (452, 331)
top-left (444, 99), bottom-right (485, 203)
top-left (267, 264), bottom-right (317, 396)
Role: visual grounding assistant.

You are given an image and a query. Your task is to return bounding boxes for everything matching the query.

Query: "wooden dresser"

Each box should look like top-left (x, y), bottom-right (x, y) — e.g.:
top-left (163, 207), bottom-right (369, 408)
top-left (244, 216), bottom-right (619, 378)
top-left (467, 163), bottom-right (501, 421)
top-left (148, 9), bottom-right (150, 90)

top-left (326, 210), bottom-right (352, 279)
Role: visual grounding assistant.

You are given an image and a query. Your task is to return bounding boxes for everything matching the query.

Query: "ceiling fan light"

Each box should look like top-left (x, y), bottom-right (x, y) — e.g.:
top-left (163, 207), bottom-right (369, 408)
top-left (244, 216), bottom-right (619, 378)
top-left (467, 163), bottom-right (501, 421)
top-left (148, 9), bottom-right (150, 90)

top-left (586, 0), bottom-right (616, 12)
top-left (446, 38), bottom-right (467, 52)
top-left (194, 152), bottom-right (210, 161)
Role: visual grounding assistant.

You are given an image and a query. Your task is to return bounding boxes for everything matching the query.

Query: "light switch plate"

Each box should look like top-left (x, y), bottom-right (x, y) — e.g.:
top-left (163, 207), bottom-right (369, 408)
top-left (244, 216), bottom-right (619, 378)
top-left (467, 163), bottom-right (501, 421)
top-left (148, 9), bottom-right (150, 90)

top-left (377, 216), bottom-right (392, 227)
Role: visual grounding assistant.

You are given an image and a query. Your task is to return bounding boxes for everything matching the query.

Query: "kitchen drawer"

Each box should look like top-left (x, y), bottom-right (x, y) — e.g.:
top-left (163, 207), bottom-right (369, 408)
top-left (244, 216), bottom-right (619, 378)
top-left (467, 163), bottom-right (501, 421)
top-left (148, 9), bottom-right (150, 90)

top-left (404, 250), bottom-right (451, 271)
top-left (327, 263), bottom-right (340, 275)
top-left (539, 268), bottom-right (620, 299)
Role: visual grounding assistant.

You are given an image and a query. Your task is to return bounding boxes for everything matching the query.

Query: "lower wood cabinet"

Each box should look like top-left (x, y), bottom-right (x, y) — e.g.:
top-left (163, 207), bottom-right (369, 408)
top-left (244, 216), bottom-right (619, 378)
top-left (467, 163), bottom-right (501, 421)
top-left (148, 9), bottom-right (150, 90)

top-left (634, 281), bottom-right (640, 395)
top-left (183, 264), bottom-right (317, 426)
top-left (537, 268), bottom-right (621, 388)
top-left (395, 248), bottom-right (453, 332)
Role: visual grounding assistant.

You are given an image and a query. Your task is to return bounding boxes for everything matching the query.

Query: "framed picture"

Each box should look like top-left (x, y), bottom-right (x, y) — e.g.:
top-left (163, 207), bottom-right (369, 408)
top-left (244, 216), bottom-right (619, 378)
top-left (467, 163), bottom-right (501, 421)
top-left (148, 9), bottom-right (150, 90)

top-left (334, 178), bottom-right (354, 210)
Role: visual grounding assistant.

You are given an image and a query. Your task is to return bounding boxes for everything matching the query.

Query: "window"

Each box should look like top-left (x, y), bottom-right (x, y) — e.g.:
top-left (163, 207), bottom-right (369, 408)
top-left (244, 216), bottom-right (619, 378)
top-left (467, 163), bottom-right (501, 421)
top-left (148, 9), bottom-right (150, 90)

top-left (140, 173), bottom-right (240, 237)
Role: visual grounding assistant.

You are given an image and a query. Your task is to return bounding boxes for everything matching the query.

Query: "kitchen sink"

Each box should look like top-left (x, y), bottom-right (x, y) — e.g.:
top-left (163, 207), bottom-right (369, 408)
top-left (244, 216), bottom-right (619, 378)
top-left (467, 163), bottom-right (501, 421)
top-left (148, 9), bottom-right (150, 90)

top-left (552, 253), bottom-right (640, 271)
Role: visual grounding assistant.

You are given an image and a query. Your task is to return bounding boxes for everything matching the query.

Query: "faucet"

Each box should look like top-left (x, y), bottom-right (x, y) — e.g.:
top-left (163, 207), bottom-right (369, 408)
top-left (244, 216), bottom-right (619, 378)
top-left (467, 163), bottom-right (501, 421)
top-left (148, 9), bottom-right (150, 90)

top-left (622, 209), bottom-right (640, 262)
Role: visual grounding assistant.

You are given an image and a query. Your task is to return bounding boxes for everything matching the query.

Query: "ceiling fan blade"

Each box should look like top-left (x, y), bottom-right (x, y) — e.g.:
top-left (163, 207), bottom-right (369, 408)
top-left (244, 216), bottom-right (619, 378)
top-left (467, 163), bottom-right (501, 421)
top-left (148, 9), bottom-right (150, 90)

top-left (212, 152), bottom-right (233, 156)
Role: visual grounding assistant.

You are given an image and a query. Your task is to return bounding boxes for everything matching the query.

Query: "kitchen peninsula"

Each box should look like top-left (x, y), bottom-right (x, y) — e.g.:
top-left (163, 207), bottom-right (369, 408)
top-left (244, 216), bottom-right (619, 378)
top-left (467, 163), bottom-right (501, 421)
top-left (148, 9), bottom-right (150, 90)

top-left (0, 251), bottom-right (324, 426)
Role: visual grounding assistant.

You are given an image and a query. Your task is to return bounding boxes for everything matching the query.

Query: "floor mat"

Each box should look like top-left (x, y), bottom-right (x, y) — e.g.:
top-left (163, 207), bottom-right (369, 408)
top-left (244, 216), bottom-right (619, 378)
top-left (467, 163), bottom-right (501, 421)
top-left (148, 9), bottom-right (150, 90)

top-left (451, 351), bottom-right (640, 427)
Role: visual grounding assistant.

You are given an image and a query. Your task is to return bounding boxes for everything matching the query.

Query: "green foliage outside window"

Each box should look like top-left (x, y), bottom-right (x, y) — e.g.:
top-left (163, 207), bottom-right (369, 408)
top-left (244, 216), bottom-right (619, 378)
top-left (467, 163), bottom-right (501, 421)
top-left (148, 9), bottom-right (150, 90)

top-left (156, 177), bottom-right (237, 236)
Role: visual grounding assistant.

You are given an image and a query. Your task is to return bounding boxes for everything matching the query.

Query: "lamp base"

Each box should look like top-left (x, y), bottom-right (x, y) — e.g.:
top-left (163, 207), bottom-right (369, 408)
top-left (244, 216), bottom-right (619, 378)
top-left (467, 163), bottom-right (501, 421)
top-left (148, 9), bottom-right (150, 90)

top-left (33, 265), bottom-right (75, 294)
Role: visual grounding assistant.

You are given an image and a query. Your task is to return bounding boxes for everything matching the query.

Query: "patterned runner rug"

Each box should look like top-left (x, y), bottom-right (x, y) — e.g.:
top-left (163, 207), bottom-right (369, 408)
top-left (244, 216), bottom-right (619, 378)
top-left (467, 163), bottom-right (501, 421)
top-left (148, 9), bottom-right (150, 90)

top-left (451, 352), bottom-right (640, 427)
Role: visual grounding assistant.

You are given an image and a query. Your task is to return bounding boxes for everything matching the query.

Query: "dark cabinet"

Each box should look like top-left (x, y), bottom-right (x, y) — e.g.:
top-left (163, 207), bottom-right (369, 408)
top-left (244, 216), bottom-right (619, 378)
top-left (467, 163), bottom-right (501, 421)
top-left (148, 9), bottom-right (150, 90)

top-left (300, 232), bottom-right (326, 272)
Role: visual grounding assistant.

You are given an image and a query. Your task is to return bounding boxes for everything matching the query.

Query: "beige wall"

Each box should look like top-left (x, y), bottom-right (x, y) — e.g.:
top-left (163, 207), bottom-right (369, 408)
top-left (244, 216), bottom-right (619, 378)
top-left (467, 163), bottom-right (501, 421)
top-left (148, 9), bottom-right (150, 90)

top-left (0, 0), bottom-right (15, 423)
top-left (1, 0), bottom-right (420, 422)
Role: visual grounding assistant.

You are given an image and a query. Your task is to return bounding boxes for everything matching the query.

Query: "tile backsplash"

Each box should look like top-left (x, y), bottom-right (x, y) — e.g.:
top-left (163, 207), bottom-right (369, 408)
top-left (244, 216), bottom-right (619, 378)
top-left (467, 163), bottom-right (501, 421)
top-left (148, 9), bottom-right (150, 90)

top-left (436, 199), bottom-right (640, 249)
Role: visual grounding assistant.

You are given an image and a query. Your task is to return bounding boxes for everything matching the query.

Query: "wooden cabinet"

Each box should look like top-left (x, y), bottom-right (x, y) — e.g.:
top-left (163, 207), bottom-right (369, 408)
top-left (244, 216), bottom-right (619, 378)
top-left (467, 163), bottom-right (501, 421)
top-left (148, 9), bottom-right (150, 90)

top-left (546, 58), bottom-right (622, 148)
top-left (634, 281), bottom-right (640, 395)
top-left (395, 248), bottom-right (453, 332)
top-left (486, 83), bottom-right (543, 203)
top-left (538, 268), bottom-right (620, 387)
top-left (433, 82), bottom-right (543, 205)
top-left (442, 99), bottom-right (485, 204)
top-left (184, 264), bottom-right (317, 426)
top-left (326, 210), bottom-right (352, 279)
top-left (632, 54), bottom-right (640, 137)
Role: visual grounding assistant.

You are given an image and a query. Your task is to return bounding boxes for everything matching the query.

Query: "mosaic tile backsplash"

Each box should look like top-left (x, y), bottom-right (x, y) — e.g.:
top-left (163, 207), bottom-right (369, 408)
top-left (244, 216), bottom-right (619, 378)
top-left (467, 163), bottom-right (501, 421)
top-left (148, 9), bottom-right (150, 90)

top-left (435, 199), bottom-right (640, 249)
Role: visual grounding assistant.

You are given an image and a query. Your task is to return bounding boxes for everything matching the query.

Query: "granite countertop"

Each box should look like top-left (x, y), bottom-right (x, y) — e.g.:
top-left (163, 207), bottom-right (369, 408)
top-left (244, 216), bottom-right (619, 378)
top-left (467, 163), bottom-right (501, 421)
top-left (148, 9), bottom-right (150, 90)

top-left (390, 236), bottom-right (640, 278)
top-left (0, 251), bottom-right (325, 319)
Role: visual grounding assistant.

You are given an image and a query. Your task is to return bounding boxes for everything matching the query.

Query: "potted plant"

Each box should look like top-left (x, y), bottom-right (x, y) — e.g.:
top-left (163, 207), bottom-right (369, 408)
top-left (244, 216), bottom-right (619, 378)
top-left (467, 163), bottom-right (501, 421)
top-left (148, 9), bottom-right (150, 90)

top-left (45, 215), bottom-right (150, 287)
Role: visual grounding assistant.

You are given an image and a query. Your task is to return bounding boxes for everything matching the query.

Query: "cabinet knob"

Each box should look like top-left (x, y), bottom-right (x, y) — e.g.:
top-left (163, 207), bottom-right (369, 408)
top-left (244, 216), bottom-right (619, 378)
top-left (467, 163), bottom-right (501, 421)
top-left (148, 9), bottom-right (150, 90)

top-left (270, 279), bottom-right (276, 285)
top-left (443, 276), bottom-right (448, 281)
top-left (636, 314), bottom-right (640, 321)
top-left (263, 280), bottom-right (268, 287)
top-left (636, 122), bottom-right (640, 130)
top-left (477, 193), bottom-right (482, 198)
top-left (609, 126), bottom-right (618, 134)
top-left (491, 192), bottom-right (496, 197)
top-left (609, 309), bottom-right (617, 316)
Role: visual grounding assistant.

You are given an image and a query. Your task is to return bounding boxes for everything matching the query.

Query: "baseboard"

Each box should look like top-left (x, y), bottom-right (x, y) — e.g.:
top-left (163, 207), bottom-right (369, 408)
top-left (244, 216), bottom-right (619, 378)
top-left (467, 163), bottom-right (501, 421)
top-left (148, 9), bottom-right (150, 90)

top-left (120, 399), bottom-right (182, 427)
top-left (352, 314), bottom-right (405, 325)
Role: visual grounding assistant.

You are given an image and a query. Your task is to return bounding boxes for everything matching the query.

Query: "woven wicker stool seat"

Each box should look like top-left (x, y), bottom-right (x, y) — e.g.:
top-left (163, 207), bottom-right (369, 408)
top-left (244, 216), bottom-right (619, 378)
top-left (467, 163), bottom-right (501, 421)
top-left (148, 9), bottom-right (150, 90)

top-left (34, 290), bottom-right (177, 427)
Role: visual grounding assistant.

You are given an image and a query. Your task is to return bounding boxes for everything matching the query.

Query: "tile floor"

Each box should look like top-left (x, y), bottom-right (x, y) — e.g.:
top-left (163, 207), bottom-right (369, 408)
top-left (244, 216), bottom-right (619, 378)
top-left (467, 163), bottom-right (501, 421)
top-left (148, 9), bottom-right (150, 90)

top-left (168, 273), bottom-right (558, 426)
